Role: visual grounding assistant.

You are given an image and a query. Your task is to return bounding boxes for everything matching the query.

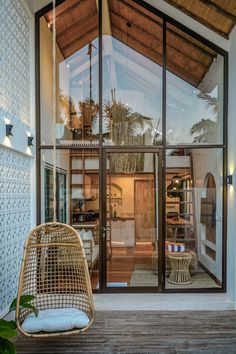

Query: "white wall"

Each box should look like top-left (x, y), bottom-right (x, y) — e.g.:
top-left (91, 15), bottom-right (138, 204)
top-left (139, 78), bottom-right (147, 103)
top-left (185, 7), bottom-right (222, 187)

top-left (40, 17), bottom-right (66, 145)
top-left (0, 0), bottom-right (35, 316)
top-left (192, 149), bottom-right (223, 280)
top-left (227, 26), bottom-right (236, 306)
top-left (24, 0), bottom-right (51, 13)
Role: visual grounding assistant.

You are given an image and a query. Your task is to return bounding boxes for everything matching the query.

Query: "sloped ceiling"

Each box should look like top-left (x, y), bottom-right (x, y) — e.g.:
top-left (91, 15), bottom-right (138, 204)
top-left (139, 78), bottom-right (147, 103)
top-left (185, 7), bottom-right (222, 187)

top-left (44, 0), bottom-right (218, 88)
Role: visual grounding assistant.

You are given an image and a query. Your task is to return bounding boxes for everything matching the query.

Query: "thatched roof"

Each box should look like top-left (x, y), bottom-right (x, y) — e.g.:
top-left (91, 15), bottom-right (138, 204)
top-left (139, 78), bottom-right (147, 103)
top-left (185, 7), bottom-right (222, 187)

top-left (163, 0), bottom-right (236, 39)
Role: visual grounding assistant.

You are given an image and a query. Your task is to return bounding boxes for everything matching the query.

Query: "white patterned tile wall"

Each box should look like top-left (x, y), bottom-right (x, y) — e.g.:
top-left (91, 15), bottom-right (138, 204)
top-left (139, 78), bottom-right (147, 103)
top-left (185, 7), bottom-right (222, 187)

top-left (0, 0), bottom-right (30, 127)
top-left (0, 0), bottom-right (32, 313)
top-left (0, 147), bottom-right (31, 313)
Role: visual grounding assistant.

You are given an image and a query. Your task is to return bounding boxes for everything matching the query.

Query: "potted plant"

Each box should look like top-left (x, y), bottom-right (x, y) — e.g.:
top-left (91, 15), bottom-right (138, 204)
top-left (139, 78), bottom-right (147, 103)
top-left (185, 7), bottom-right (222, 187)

top-left (0, 295), bottom-right (38, 354)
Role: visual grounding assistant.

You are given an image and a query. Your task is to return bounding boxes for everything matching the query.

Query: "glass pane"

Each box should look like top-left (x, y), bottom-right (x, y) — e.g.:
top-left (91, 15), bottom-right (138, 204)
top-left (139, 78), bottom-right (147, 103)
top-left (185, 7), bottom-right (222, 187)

top-left (165, 148), bottom-right (223, 289)
top-left (41, 148), bottom-right (100, 291)
top-left (106, 152), bottom-right (159, 288)
top-left (166, 24), bottom-right (224, 145)
top-left (40, 0), bottom-right (99, 146)
top-left (102, 0), bottom-right (163, 146)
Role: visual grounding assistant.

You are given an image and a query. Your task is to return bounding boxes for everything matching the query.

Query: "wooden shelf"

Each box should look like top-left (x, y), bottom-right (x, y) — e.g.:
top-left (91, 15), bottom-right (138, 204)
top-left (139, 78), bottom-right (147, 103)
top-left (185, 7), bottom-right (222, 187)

top-left (166, 201), bottom-right (192, 204)
top-left (71, 169), bottom-right (99, 174)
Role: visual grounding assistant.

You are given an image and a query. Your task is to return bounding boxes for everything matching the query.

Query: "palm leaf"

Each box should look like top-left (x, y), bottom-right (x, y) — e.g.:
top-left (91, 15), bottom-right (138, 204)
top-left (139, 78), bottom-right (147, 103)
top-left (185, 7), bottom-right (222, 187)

top-left (196, 92), bottom-right (218, 115)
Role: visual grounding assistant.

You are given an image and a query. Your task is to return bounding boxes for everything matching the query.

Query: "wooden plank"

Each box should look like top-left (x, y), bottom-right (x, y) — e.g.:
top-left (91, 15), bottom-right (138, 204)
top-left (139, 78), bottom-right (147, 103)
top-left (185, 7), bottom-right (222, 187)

top-left (57, 10), bottom-right (98, 40)
top-left (134, 179), bottom-right (155, 242)
top-left (112, 26), bottom-right (201, 86)
top-left (112, 0), bottom-right (215, 58)
top-left (16, 311), bottom-right (236, 353)
top-left (46, 0), bottom-right (88, 24)
top-left (110, 10), bottom-right (209, 70)
top-left (62, 27), bottom-right (98, 58)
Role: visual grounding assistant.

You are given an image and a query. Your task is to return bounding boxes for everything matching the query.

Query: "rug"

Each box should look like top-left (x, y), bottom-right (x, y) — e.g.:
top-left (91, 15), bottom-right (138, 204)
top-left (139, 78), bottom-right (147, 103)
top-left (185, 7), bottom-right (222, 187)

top-left (130, 264), bottom-right (220, 288)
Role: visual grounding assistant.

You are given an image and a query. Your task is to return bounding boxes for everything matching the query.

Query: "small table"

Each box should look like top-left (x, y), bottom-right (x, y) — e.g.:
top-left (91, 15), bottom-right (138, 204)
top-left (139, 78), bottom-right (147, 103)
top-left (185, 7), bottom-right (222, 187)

top-left (166, 218), bottom-right (193, 242)
top-left (167, 252), bottom-right (193, 285)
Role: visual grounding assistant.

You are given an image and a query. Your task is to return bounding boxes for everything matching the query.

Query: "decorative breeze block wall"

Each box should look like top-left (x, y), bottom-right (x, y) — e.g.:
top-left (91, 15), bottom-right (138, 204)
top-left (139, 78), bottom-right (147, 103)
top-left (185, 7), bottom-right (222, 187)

top-left (0, 0), bottom-right (32, 314)
top-left (0, 0), bottom-right (30, 127)
top-left (0, 147), bottom-right (31, 313)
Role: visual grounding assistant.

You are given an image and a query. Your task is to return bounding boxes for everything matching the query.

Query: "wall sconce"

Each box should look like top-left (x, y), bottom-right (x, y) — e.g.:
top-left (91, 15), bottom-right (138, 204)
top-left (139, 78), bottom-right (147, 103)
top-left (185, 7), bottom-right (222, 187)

top-left (227, 175), bottom-right (233, 185)
top-left (6, 124), bottom-right (13, 137)
top-left (28, 136), bottom-right (34, 147)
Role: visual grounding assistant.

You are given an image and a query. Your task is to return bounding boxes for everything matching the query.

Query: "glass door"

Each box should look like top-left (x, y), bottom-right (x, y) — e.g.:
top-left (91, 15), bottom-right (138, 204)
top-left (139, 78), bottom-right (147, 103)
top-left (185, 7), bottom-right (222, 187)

top-left (102, 149), bottom-right (162, 291)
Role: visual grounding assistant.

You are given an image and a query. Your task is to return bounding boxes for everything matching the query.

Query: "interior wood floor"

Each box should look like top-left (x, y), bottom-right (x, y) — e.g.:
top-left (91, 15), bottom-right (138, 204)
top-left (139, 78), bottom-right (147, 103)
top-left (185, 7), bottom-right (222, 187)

top-left (90, 244), bottom-right (218, 289)
top-left (15, 311), bottom-right (236, 354)
top-left (91, 244), bottom-right (153, 288)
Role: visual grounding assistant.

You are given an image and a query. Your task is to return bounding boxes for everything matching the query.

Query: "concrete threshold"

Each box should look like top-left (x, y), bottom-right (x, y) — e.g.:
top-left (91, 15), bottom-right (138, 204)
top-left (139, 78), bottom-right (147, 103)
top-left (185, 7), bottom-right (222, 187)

top-left (94, 293), bottom-right (234, 311)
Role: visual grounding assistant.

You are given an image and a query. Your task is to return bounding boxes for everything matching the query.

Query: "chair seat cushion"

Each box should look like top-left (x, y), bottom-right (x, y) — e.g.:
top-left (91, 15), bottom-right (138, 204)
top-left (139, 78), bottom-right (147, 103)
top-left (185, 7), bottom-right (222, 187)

top-left (22, 308), bottom-right (90, 333)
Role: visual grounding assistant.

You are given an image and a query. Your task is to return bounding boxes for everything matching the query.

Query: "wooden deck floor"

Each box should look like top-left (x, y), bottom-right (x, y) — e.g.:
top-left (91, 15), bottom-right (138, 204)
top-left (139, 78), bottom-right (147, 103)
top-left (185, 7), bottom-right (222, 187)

top-left (15, 311), bottom-right (236, 354)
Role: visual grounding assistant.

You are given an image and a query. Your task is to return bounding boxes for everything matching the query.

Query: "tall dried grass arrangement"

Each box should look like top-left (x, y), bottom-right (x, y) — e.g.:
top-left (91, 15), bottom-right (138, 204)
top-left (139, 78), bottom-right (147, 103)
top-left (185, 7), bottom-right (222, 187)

top-left (104, 89), bottom-right (153, 173)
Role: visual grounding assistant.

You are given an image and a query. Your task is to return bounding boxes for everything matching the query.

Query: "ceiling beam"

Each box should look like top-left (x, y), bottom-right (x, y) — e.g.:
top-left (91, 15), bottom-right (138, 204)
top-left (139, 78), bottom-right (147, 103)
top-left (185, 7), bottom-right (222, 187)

top-left (57, 10), bottom-right (98, 39)
top-left (61, 25), bottom-right (98, 53)
top-left (197, 0), bottom-right (236, 24)
top-left (110, 10), bottom-right (209, 70)
top-left (162, 0), bottom-right (229, 38)
top-left (114, 0), bottom-right (215, 57)
top-left (112, 26), bottom-right (200, 87)
top-left (47, 0), bottom-right (87, 24)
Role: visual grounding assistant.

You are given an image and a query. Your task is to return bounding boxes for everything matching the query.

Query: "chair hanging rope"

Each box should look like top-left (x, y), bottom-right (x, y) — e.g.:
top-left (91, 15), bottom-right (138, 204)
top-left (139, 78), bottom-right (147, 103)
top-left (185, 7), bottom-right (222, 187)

top-left (52, 0), bottom-right (57, 222)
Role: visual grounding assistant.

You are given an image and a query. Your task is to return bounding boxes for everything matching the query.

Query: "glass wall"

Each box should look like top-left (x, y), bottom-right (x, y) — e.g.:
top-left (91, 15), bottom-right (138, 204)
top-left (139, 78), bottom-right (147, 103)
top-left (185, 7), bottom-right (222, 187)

top-left (102, 0), bottom-right (163, 146)
top-left (40, 148), bottom-right (100, 291)
top-left (105, 151), bottom-right (160, 288)
top-left (165, 148), bottom-right (223, 289)
top-left (38, 0), bottom-right (227, 292)
top-left (40, 0), bottom-right (99, 146)
top-left (166, 24), bottom-right (224, 145)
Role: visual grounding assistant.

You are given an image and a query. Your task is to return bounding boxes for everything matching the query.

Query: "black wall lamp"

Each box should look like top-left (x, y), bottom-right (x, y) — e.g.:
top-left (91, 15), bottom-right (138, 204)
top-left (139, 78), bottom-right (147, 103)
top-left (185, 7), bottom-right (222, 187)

top-left (227, 175), bottom-right (233, 185)
top-left (28, 136), bottom-right (34, 147)
top-left (6, 124), bottom-right (13, 137)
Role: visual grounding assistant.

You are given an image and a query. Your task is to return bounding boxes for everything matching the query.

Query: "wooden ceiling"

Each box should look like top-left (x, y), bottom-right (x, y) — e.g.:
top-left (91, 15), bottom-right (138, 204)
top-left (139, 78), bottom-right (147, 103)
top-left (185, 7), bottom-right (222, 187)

top-left (45, 0), bottom-right (98, 59)
top-left (45, 0), bottom-right (220, 88)
top-left (108, 0), bottom-right (216, 87)
top-left (163, 0), bottom-right (236, 39)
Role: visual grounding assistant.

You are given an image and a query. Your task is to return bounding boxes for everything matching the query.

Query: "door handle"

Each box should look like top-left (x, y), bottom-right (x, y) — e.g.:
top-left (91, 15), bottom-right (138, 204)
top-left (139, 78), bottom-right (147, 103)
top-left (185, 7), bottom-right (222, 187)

top-left (102, 226), bottom-right (111, 240)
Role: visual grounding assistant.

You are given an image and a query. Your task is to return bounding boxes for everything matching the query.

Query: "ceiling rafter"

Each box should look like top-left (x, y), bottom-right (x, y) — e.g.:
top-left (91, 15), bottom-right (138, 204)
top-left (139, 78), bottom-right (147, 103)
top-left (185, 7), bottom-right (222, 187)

top-left (110, 9), bottom-right (210, 70)
top-left (57, 10), bottom-right (98, 39)
top-left (112, 26), bottom-right (200, 87)
top-left (61, 25), bottom-right (98, 53)
top-left (113, 0), bottom-right (215, 58)
top-left (47, 0), bottom-right (87, 24)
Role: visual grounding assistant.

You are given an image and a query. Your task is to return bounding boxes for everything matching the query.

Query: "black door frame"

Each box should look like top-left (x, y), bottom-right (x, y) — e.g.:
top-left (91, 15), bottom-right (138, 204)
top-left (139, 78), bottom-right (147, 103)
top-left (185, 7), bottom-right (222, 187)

top-left (100, 147), bottom-right (163, 293)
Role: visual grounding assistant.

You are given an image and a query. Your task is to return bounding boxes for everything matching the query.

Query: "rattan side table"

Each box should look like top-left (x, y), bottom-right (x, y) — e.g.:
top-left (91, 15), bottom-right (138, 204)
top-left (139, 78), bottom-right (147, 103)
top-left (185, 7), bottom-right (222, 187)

top-left (167, 252), bottom-right (193, 285)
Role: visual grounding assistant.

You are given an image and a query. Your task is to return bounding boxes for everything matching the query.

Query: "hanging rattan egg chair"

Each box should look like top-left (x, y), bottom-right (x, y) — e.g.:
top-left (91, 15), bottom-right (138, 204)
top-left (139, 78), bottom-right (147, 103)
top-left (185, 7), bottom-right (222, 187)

top-left (16, 222), bottom-right (95, 337)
